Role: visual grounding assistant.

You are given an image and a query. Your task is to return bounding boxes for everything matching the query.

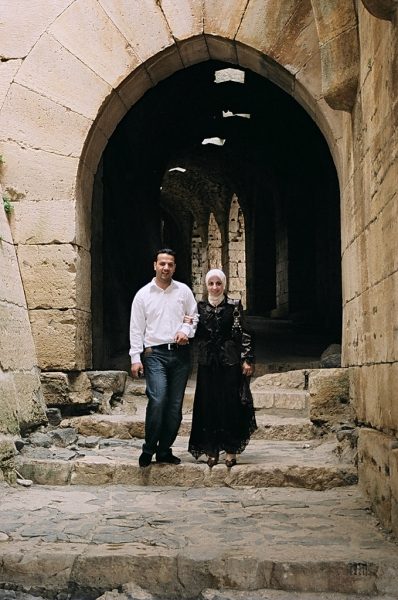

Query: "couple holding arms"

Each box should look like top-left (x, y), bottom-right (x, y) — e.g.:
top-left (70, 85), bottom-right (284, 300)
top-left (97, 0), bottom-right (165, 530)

top-left (129, 248), bottom-right (257, 468)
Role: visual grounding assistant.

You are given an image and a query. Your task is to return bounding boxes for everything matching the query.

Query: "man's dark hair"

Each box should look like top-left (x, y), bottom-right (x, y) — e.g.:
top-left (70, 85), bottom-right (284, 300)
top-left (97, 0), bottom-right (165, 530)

top-left (154, 248), bottom-right (176, 262)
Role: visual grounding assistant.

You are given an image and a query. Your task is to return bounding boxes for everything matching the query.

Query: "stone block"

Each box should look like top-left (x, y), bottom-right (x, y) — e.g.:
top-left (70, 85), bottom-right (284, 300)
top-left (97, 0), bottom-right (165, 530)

top-left (0, 0), bottom-right (72, 57)
top-left (270, 4), bottom-right (318, 78)
top-left (0, 83), bottom-right (91, 157)
top-left (204, 0), bottom-right (246, 38)
top-left (9, 201), bottom-right (77, 245)
top-left (29, 309), bottom-right (91, 371)
top-left (252, 369), bottom-right (308, 390)
top-left (82, 0), bottom-right (172, 64)
top-left (237, 0), bottom-right (312, 72)
top-left (206, 36), bottom-right (238, 64)
top-left (342, 236), bottom-right (363, 304)
top-left (161, 0), bottom-right (203, 40)
top-left (358, 428), bottom-right (393, 529)
top-left (17, 244), bottom-right (91, 311)
top-left (17, 459), bottom-right (72, 485)
top-left (145, 45), bottom-right (184, 85)
top-left (86, 371), bottom-right (127, 394)
top-left (15, 33), bottom-right (112, 120)
top-left (0, 373), bottom-right (19, 435)
top-left (309, 368), bottom-right (353, 426)
top-left (177, 36), bottom-right (209, 68)
top-left (366, 200), bottom-right (392, 282)
top-left (11, 369), bottom-right (47, 434)
top-left (0, 434), bottom-right (17, 484)
top-left (49, 0), bottom-right (141, 88)
top-left (117, 67), bottom-right (153, 111)
top-left (79, 124), bottom-right (108, 179)
top-left (0, 303), bottom-right (37, 371)
top-left (0, 435), bottom-right (16, 467)
top-left (0, 241), bottom-right (27, 306)
top-left (349, 363), bottom-right (398, 434)
top-left (0, 141), bottom-right (79, 204)
top-left (344, 273), bottom-right (398, 366)
top-left (317, 27), bottom-right (359, 112)
top-left (95, 92), bottom-right (127, 142)
top-left (40, 371), bottom-right (93, 406)
top-left (73, 163), bottom-right (93, 252)
top-left (391, 449), bottom-right (398, 538)
top-left (40, 372), bottom-right (70, 405)
top-left (0, 59), bottom-right (21, 108)
top-left (0, 187), bottom-right (13, 245)
top-left (0, 369), bottom-right (46, 436)
top-left (68, 372), bottom-right (93, 405)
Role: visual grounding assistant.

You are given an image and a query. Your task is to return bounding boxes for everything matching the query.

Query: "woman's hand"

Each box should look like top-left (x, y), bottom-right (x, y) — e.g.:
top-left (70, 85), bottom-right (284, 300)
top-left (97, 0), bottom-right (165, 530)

top-left (183, 314), bottom-right (193, 324)
top-left (242, 361), bottom-right (254, 376)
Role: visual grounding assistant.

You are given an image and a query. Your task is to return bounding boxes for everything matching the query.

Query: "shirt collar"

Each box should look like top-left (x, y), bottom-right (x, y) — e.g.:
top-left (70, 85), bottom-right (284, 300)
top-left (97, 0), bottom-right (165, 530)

top-left (150, 277), bottom-right (176, 291)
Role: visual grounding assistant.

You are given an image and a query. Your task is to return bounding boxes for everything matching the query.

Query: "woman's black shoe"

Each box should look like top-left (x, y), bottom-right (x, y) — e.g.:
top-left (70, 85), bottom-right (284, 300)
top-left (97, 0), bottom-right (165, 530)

top-left (207, 456), bottom-right (218, 468)
top-left (225, 458), bottom-right (237, 468)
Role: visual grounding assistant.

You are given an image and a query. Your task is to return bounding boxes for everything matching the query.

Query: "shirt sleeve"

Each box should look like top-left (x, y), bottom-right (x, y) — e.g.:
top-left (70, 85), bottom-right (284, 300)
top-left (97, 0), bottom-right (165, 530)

top-left (179, 287), bottom-right (198, 339)
top-left (129, 293), bottom-right (146, 364)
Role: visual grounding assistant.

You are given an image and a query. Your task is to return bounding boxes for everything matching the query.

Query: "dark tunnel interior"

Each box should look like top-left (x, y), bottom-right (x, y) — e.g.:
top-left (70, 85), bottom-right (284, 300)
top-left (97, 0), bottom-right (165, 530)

top-left (91, 60), bottom-right (342, 370)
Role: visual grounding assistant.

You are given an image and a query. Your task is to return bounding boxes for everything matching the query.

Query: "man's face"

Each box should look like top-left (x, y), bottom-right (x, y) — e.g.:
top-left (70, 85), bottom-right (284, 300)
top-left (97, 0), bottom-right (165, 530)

top-left (154, 253), bottom-right (176, 284)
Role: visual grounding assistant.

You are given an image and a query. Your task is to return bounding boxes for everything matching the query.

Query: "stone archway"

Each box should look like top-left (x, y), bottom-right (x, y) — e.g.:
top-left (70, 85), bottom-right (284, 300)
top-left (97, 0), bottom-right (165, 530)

top-left (92, 58), bottom-right (341, 369)
top-left (0, 0), bottom-right (344, 374)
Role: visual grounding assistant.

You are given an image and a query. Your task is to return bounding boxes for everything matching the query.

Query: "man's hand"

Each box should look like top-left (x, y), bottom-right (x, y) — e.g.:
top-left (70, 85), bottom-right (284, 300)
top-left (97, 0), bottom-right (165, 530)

top-left (175, 331), bottom-right (189, 345)
top-left (131, 362), bottom-right (144, 378)
top-left (242, 361), bottom-right (254, 376)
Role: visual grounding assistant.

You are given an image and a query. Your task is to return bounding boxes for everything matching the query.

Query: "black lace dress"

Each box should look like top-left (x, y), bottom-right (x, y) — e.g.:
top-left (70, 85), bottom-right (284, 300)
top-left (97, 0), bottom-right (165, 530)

top-left (188, 296), bottom-right (257, 460)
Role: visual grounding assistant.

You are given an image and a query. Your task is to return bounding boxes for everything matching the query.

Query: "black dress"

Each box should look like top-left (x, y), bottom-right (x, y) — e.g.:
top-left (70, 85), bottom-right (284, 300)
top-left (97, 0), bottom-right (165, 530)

top-left (188, 296), bottom-right (257, 459)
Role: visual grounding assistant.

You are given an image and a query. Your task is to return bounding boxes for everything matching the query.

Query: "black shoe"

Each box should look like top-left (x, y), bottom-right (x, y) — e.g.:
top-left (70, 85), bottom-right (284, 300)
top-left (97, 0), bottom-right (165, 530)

top-left (207, 456), bottom-right (218, 468)
top-left (156, 452), bottom-right (181, 465)
top-left (138, 452), bottom-right (152, 467)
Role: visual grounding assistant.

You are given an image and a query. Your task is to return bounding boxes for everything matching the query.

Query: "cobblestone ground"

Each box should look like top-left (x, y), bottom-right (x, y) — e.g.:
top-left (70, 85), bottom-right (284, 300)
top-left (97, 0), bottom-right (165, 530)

top-left (1, 482), bottom-right (398, 599)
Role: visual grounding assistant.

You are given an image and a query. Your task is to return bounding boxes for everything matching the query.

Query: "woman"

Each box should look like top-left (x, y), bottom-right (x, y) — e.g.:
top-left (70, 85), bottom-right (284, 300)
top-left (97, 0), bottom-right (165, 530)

top-left (188, 269), bottom-right (257, 467)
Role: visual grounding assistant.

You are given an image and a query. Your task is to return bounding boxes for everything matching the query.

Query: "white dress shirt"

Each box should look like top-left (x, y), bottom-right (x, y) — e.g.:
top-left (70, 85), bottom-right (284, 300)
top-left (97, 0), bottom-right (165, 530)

top-left (129, 278), bottom-right (197, 364)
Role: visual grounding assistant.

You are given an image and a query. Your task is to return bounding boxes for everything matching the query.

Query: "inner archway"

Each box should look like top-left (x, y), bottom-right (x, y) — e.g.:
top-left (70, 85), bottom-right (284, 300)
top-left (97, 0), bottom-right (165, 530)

top-left (91, 60), bottom-right (341, 370)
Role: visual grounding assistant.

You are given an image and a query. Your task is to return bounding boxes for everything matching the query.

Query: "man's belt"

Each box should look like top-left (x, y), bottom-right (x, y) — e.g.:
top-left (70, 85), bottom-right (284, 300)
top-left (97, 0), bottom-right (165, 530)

top-left (144, 343), bottom-right (183, 353)
top-left (156, 343), bottom-right (179, 351)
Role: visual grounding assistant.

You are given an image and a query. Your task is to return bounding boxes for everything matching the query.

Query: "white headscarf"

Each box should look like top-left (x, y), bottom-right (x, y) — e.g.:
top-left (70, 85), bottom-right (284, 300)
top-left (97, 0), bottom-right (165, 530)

top-left (205, 269), bottom-right (226, 306)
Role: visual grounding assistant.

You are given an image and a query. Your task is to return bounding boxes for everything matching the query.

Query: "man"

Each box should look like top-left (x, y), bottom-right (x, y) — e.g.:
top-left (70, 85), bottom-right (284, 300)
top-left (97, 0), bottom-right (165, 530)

top-left (129, 248), bottom-right (197, 467)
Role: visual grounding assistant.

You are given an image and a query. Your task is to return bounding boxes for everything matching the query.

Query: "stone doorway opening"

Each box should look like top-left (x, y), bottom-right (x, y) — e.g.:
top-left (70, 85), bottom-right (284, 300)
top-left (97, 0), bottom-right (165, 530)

top-left (91, 61), bottom-right (341, 371)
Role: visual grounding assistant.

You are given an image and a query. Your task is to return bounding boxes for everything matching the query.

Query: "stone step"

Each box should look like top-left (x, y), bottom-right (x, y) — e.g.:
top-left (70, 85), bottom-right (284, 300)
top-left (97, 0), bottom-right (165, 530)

top-left (121, 383), bottom-right (309, 417)
top-left (61, 412), bottom-right (317, 441)
top-left (252, 388), bottom-right (309, 416)
top-left (0, 483), bottom-right (397, 598)
top-left (15, 438), bottom-right (356, 490)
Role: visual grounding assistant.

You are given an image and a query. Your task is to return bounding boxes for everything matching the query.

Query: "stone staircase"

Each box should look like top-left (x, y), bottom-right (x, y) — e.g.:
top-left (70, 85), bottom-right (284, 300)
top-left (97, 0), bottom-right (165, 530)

top-left (1, 363), bottom-right (398, 599)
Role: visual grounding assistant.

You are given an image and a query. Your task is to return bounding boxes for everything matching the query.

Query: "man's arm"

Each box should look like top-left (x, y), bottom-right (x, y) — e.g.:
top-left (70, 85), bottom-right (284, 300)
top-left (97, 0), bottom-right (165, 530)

top-left (129, 294), bottom-right (146, 370)
top-left (177, 288), bottom-right (198, 339)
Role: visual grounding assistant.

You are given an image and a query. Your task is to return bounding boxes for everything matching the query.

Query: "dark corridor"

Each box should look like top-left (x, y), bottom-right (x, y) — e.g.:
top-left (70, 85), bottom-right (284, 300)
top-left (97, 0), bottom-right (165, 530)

top-left (91, 61), bottom-right (341, 370)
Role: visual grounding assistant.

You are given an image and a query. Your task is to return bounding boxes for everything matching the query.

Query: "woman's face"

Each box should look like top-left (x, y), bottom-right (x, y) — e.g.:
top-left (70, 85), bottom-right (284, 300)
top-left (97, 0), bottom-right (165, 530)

top-left (207, 276), bottom-right (224, 296)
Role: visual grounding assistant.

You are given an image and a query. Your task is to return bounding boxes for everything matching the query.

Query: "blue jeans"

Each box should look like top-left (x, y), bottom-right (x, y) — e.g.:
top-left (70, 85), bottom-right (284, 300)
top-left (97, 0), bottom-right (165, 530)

top-left (142, 346), bottom-right (191, 456)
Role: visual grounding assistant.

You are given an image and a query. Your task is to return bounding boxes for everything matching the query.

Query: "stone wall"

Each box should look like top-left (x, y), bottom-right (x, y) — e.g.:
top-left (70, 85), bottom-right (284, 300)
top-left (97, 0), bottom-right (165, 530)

top-left (0, 184), bottom-right (47, 479)
top-left (341, 3), bottom-right (398, 532)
